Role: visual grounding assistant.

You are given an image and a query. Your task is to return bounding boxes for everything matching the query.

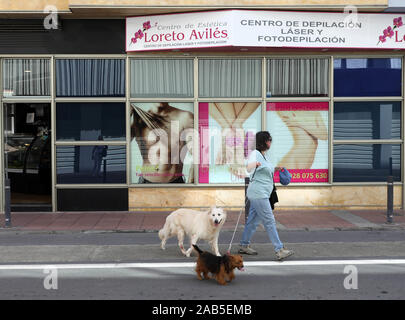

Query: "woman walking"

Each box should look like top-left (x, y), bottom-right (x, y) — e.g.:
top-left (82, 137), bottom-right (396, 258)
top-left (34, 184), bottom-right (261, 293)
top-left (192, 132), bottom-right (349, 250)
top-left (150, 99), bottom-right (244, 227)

top-left (239, 131), bottom-right (294, 261)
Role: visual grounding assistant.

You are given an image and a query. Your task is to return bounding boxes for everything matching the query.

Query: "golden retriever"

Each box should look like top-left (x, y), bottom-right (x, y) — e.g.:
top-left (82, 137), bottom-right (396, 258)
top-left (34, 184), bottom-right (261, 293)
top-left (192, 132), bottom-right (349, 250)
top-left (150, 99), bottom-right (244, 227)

top-left (158, 206), bottom-right (227, 257)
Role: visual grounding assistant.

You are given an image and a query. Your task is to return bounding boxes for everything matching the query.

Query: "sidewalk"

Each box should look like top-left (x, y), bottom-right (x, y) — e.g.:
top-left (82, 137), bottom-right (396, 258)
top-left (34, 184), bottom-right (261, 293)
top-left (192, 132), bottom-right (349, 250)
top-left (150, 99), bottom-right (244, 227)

top-left (1, 209), bottom-right (404, 232)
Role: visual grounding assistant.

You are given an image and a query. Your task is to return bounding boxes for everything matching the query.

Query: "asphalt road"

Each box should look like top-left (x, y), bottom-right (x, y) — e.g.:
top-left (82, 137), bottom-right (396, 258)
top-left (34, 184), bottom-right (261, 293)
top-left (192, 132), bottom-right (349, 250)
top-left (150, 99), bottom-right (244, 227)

top-left (0, 261), bottom-right (404, 300)
top-left (0, 230), bottom-right (404, 300)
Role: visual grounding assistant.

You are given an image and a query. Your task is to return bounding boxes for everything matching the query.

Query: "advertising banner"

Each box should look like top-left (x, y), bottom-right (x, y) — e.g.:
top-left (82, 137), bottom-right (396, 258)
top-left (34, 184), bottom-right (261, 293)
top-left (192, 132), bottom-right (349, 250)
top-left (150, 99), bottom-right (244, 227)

top-left (130, 102), bottom-right (194, 184)
top-left (127, 11), bottom-right (233, 52)
top-left (266, 102), bottom-right (329, 183)
top-left (199, 102), bottom-right (261, 184)
top-left (127, 10), bottom-right (405, 51)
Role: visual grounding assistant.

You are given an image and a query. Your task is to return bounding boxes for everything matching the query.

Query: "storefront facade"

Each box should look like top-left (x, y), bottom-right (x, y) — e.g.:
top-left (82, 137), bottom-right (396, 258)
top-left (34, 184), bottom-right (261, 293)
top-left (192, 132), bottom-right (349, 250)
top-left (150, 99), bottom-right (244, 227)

top-left (1, 1), bottom-right (405, 212)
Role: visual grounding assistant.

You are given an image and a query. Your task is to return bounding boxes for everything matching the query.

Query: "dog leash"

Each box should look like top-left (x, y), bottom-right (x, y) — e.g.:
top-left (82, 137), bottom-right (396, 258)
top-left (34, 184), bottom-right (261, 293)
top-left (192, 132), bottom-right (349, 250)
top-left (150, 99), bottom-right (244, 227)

top-left (226, 203), bottom-right (246, 255)
top-left (226, 166), bottom-right (257, 255)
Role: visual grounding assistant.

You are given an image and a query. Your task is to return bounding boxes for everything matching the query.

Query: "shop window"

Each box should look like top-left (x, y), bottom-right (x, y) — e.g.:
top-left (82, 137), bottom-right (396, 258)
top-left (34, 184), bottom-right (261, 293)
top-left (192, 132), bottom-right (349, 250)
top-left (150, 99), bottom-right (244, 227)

top-left (56, 145), bottom-right (126, 184)
top-left (130, 59), bottom-right (193, 98)
top-left (198, 102), bottom-right (262, 183)
top-left (2, 59), bottom-right (50, 97)
top-left (266, 58), bottom-right (329, 97)
top-left (266, 102), bottom-right (329, 183)
top-left (56, 59), bottom-right (125, 97)
top-left (334, 101), bottom-right (401, 140)
top-left (56, 102), bottom-right (126, 141)
top-left (130, 102), bottom-right (194, 184)
top-left (199, 59), bottom-right (262, 98)
top-left (333, 144), bottom-right (401, 182)
top-left (334, 58), bottom-right (402, 97)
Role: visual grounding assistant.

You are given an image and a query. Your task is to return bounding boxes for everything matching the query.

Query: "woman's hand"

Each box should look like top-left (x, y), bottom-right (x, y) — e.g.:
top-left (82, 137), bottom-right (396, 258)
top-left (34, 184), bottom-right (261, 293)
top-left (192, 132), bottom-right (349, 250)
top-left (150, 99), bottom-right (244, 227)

top-left (274, 166), bottom-right (283, 172)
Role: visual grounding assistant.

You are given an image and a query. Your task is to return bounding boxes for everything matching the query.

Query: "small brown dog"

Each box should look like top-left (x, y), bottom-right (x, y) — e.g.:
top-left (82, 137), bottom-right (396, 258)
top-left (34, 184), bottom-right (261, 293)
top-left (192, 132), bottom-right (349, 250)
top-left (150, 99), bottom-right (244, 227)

top-left (193, 244), bottom-right (244, 285)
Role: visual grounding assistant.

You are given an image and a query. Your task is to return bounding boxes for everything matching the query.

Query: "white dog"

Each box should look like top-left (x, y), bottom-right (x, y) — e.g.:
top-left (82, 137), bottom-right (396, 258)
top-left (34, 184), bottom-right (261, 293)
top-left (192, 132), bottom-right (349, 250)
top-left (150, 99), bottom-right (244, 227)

top-left (158, 206), bottom-right (227, 257)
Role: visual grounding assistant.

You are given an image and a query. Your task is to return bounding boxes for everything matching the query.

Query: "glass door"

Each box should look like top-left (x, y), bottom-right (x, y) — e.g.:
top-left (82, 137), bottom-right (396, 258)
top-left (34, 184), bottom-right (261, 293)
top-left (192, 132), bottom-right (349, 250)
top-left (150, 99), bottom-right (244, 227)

top-left (3, 102), bottom-right (52, 211)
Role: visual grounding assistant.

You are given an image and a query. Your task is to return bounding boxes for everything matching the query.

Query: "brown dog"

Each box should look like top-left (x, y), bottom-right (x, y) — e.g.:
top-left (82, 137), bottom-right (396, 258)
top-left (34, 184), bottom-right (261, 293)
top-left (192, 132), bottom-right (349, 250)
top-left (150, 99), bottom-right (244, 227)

top-left (192, 244), bottom-right (244, 285)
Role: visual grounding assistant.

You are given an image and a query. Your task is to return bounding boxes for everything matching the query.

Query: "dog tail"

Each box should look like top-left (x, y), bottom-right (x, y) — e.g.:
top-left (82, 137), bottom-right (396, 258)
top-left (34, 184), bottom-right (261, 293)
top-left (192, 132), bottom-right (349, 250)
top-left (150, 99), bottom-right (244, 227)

top-left (158, 223), bottom-right (168, 240)
top-left (158, 229), bottom-right (164, 240)
top-left (192, 244), bottom-right (203, 255)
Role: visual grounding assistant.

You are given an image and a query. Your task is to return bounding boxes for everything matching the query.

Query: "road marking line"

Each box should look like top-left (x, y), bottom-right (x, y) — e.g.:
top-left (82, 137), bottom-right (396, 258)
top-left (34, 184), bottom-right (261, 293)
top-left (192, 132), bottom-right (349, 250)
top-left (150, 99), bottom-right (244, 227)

top-left (0, 259), bottom-right (405, 270)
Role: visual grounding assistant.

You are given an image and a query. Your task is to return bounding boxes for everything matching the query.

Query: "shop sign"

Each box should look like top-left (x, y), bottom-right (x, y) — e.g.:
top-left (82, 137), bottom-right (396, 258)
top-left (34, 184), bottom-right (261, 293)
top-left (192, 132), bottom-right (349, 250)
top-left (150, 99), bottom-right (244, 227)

top-left (126, 10), bottom-right (405, 51)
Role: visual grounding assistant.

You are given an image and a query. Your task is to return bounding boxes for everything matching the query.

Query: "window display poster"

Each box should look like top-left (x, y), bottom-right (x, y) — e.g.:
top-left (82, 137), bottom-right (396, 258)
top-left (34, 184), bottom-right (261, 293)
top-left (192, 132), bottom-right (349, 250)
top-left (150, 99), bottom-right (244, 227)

top-left (130, 102), bottom-right (194, 184)
top-left (199, 102), bottom-right (262, 183)
top-left (266, 102), bottom-right (329, 183)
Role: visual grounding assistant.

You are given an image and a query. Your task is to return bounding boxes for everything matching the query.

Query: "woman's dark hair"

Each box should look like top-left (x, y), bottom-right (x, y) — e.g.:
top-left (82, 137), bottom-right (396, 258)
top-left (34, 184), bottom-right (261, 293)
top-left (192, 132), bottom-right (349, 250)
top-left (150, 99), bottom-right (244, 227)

top-left (256, 131), bottom-right (272, 152)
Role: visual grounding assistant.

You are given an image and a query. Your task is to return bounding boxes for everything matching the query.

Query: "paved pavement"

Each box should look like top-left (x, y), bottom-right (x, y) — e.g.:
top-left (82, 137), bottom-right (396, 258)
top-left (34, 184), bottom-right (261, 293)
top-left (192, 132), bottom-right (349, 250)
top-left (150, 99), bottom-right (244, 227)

top-left (0, 209), bottom-right (404, 232)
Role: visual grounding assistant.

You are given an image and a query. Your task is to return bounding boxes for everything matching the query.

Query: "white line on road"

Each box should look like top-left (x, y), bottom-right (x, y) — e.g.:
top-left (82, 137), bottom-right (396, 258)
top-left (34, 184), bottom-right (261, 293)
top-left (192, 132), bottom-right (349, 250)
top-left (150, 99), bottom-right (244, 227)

top-left (0, 259), bottom-right (405, 270)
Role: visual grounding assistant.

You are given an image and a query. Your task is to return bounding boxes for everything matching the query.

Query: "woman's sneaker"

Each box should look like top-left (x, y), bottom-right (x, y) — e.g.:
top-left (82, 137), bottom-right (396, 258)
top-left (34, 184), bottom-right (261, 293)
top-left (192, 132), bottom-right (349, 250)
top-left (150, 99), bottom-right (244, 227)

top-left (238, 245), bottom-right (258, 255)
top-left (276, 247), bottom-right (294, 261)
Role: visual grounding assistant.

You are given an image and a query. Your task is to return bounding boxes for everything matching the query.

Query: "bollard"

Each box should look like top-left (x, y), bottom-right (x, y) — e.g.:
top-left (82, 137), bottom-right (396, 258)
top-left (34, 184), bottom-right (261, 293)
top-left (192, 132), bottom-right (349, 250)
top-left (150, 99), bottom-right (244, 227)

top-left (387, 175), bottom-right (394, 224)
top-left (244, 177), bottom-right (250, 223)
top-left (4, 178), bottom-right (11, 228)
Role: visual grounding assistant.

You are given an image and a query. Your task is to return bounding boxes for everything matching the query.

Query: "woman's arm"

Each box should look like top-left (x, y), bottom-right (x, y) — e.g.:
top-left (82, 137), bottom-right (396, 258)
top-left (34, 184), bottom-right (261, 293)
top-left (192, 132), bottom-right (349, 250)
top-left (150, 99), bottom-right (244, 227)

top-left (247, 161), bottom-right (261, 173)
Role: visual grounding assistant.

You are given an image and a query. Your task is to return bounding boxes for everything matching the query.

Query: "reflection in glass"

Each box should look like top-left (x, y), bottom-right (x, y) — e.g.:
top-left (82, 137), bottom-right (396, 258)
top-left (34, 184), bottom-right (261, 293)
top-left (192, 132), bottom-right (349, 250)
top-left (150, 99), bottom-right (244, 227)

top-left (334, 102), bottom-right (401, 140)
top-left (3, 103), bottom-right (52, 206)
top-left (334, 58), bottom-right (402, 97)
top-left (57, 145), bottom-right (126, 184)
top-left (56, 102), bottom-right (126, 141)
top-left (333, 144), bottom-right (401, 182)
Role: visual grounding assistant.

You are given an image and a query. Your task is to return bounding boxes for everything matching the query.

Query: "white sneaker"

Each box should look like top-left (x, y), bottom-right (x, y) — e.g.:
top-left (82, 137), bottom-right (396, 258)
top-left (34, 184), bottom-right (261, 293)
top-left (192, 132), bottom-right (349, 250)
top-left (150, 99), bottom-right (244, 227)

top-left (276, 247), bottom-right (294, 261)
top-left (238, 245), bottom-right (258, 255)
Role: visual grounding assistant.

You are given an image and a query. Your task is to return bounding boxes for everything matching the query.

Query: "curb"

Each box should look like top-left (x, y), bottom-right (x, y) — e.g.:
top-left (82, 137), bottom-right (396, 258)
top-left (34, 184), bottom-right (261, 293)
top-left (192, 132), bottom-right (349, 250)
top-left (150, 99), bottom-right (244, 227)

top-left (0, 224), bottom-right (404, 235)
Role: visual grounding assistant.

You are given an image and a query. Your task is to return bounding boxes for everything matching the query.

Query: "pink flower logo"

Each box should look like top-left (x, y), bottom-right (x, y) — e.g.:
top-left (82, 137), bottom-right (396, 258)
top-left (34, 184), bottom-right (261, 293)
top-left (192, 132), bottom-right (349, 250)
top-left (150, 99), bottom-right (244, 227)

top-left (143, 21), bottom-right (151, 30)
top-left (378, 16), bottom-right (403, 45)
top-left (394, 17), bottom-right (403, 28)
top-left (129, 20), bottom-right (157, 46)
top-left (383, 26), bottom-right (394, 38)
top-left (135, 29), bottom-right (144, 40)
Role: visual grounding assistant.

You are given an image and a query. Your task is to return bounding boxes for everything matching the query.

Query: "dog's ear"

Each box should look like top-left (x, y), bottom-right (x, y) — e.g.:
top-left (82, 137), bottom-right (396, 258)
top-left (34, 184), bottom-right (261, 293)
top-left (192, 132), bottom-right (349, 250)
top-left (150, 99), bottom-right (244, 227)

top-left (207, 205), bottom-right (215, 214)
